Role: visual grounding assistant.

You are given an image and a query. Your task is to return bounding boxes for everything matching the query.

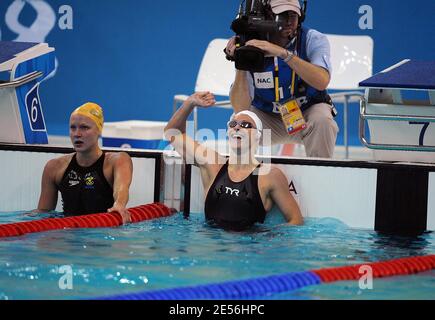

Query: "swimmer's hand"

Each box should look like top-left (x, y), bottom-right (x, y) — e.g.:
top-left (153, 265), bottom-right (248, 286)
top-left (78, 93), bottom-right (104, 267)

top-left (108, 204), bottom-right (131, 225)
top-left (24, 209), bottom-right (47, 217)
top-left (24, 212), bottom-right (39, 217)
top-left (187, 92), bottom-right (216, 109)
top-left (273, 220), bottom-right (304, 228)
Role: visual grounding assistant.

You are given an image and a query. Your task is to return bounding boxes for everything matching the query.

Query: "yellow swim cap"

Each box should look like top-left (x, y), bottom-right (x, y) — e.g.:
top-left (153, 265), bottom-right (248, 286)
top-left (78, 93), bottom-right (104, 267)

top-left (72, 102), bottom-right (104, 132)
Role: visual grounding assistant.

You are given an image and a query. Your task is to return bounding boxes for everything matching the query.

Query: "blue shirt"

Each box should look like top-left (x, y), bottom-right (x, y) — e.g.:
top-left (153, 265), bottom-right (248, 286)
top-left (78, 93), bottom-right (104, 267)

top-left (245, 28), bottom-right (332, 113)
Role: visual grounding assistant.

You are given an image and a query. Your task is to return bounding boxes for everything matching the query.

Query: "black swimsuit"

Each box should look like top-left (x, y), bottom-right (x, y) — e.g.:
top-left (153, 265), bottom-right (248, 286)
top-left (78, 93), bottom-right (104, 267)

top-left (204, 161), bottom-right (267, 231)
top-left (58, 153), bottom-right (114, 216)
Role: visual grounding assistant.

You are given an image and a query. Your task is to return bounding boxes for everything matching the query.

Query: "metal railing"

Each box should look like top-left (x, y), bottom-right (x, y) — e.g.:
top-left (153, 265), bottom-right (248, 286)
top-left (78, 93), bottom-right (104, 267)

top-left (330, 91), bottom-right (364, 158)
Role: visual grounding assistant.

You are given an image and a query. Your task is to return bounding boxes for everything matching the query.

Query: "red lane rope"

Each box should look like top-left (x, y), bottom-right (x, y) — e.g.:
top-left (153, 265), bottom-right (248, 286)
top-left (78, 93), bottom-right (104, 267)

top-left (0, 203), bottom-right (173, 238)
top-left (312, 255), bottom-right (435, 282)
top-left (96, 254), bottom-right (435, 300)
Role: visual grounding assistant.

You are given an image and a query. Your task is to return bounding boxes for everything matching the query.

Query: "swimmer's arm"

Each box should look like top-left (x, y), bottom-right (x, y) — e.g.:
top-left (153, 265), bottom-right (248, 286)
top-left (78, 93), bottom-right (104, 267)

top-left (108, 152), bottom-right (133, 224)
top-left (34, 159), bottom-right (59, 213)
top-left (268, 168), bottom-right (303, 225)
top-left (230, 70), bottom-right (253, 114)
top-left (164, 92), bottom-right (226, 171)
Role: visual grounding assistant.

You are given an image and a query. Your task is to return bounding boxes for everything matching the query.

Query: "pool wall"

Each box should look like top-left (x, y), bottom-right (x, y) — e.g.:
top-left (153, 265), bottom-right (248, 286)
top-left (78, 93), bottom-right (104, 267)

top-left (0, 143), bottom-right (434, 235)
top-left (0, 144), bottom-right (161, 212)
top-left (187, 157), bottom-right (435, 235)
top-left (190, 164), bottom-right (377, 229)
top-left (428, 172), bottom-right (435, 230)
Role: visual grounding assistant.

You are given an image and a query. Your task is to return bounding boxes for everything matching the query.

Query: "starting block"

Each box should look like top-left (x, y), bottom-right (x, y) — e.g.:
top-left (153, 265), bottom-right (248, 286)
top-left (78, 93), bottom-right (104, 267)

top-left (0, 41), bottom-right (55, 144)
top-left (359, 60), bottom-right (435, 163)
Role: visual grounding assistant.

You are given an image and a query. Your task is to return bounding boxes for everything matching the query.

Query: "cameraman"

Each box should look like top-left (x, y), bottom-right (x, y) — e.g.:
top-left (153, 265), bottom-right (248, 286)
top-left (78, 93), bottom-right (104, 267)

top-left (225, 0), bottom-right (338, 158)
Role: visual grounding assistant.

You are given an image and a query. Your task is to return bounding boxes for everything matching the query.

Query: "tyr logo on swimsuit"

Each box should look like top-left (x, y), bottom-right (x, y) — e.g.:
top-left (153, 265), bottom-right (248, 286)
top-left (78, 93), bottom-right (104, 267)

top-left (225, 187), bottom-right (240, 197)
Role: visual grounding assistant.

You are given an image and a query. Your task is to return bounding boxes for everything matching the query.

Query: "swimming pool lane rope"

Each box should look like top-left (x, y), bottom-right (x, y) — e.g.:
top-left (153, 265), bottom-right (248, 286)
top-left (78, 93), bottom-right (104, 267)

top-left (0, 203), bottom-right (174, 238)
top-left (1, 208), bottom-right (433, 299)
top-left (96, 254), bottom-right (435, 300)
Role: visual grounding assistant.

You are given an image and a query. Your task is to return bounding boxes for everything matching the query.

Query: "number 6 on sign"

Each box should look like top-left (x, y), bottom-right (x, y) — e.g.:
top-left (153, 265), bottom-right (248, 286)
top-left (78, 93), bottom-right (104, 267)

top-left (25, 83), bottom-right (46, 132)
top-left (31, 97), bottom-right (39, 123)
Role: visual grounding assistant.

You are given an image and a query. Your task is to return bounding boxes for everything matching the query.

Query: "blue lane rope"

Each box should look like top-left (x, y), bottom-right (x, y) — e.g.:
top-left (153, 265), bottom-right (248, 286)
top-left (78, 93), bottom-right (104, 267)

top-left (94, 271), bottom-right (321, 300)
top-left (89, 255), bottom-right (435, 300)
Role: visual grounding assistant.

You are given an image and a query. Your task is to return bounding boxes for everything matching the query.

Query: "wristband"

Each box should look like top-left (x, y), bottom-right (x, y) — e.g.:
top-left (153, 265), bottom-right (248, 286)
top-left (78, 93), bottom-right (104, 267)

top-left (283, 50), bottom-right (295, 63)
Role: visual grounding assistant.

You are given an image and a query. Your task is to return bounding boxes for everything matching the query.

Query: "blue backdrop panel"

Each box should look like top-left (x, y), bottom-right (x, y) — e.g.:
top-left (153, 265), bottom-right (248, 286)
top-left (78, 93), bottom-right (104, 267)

top-left (1, 0), bottom-right (434, 145)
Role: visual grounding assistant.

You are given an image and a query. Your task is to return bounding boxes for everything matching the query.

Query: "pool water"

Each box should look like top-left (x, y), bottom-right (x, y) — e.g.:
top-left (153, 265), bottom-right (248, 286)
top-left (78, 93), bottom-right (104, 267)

top-left (0, 209), bottom-right (434, 300)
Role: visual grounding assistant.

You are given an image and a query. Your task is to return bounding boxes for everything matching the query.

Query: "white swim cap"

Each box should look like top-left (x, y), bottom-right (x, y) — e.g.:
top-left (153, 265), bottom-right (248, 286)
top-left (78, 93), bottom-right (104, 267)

top-left (230, 110), bottom-right (263, 141)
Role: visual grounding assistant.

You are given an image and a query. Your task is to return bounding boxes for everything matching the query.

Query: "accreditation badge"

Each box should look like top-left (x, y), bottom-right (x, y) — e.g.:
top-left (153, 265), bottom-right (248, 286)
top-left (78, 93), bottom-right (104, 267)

top-left (278, 99), bottom-right (307, 135)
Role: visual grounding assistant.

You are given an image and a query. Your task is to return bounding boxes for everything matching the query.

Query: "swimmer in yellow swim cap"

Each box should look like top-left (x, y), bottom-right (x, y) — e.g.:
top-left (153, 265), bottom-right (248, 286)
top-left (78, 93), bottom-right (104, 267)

top-left (71, 102), bottom-right (104, 133)
top-left (33, 102), bottom-right (133, 224)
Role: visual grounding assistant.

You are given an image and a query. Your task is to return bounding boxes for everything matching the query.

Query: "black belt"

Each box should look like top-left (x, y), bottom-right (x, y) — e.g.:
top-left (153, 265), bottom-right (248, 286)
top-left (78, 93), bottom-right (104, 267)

top-left (300, 94), bottom-right (338, 117)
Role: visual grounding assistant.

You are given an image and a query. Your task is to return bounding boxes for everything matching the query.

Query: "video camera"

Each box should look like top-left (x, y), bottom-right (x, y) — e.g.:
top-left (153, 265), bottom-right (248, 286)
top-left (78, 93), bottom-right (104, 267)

top-left (228, 0), bottom-right (278, 72)
top-left (227, 0), bottom-right (307, 72)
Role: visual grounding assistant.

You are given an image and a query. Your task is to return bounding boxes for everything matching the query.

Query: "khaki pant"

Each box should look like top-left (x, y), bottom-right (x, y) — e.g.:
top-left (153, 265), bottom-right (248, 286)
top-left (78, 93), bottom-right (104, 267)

top-left (250, 103), bottom-right (339, 158)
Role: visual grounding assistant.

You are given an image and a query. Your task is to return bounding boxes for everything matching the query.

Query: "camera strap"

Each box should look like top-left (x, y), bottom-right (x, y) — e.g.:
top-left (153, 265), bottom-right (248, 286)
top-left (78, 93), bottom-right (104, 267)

top-left (273, 40), bottom-right (298, 102)
top-left (273, 57), bottom-right (280, 102)
top-left (273, 59), bottom-right (297, 102)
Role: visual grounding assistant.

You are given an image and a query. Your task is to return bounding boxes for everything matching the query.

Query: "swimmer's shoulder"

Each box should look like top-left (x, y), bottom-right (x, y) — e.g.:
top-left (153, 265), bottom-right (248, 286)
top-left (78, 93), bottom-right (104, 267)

top-left (44, 154), bottom-right (74, 182)
top-left (46, 153), bottom-right (74, 169)
top-left (258, 164), bottom-right (288, 187)
top-left (258, 163), bottom-right (286, 177)
top-left (104, 151), bottom-right (132, 167)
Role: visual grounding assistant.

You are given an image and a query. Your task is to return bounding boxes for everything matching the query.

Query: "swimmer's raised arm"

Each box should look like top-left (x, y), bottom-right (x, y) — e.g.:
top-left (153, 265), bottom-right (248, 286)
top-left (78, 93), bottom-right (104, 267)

top-left (164, 92), bottom-right (226, 185)
top-left (165, 92), bottom-right (216, 135)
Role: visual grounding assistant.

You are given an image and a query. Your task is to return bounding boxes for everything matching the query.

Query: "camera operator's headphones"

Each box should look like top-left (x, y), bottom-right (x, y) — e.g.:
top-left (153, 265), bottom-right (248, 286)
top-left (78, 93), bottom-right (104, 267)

top-left (300, 0), bottom-right (307, 24)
